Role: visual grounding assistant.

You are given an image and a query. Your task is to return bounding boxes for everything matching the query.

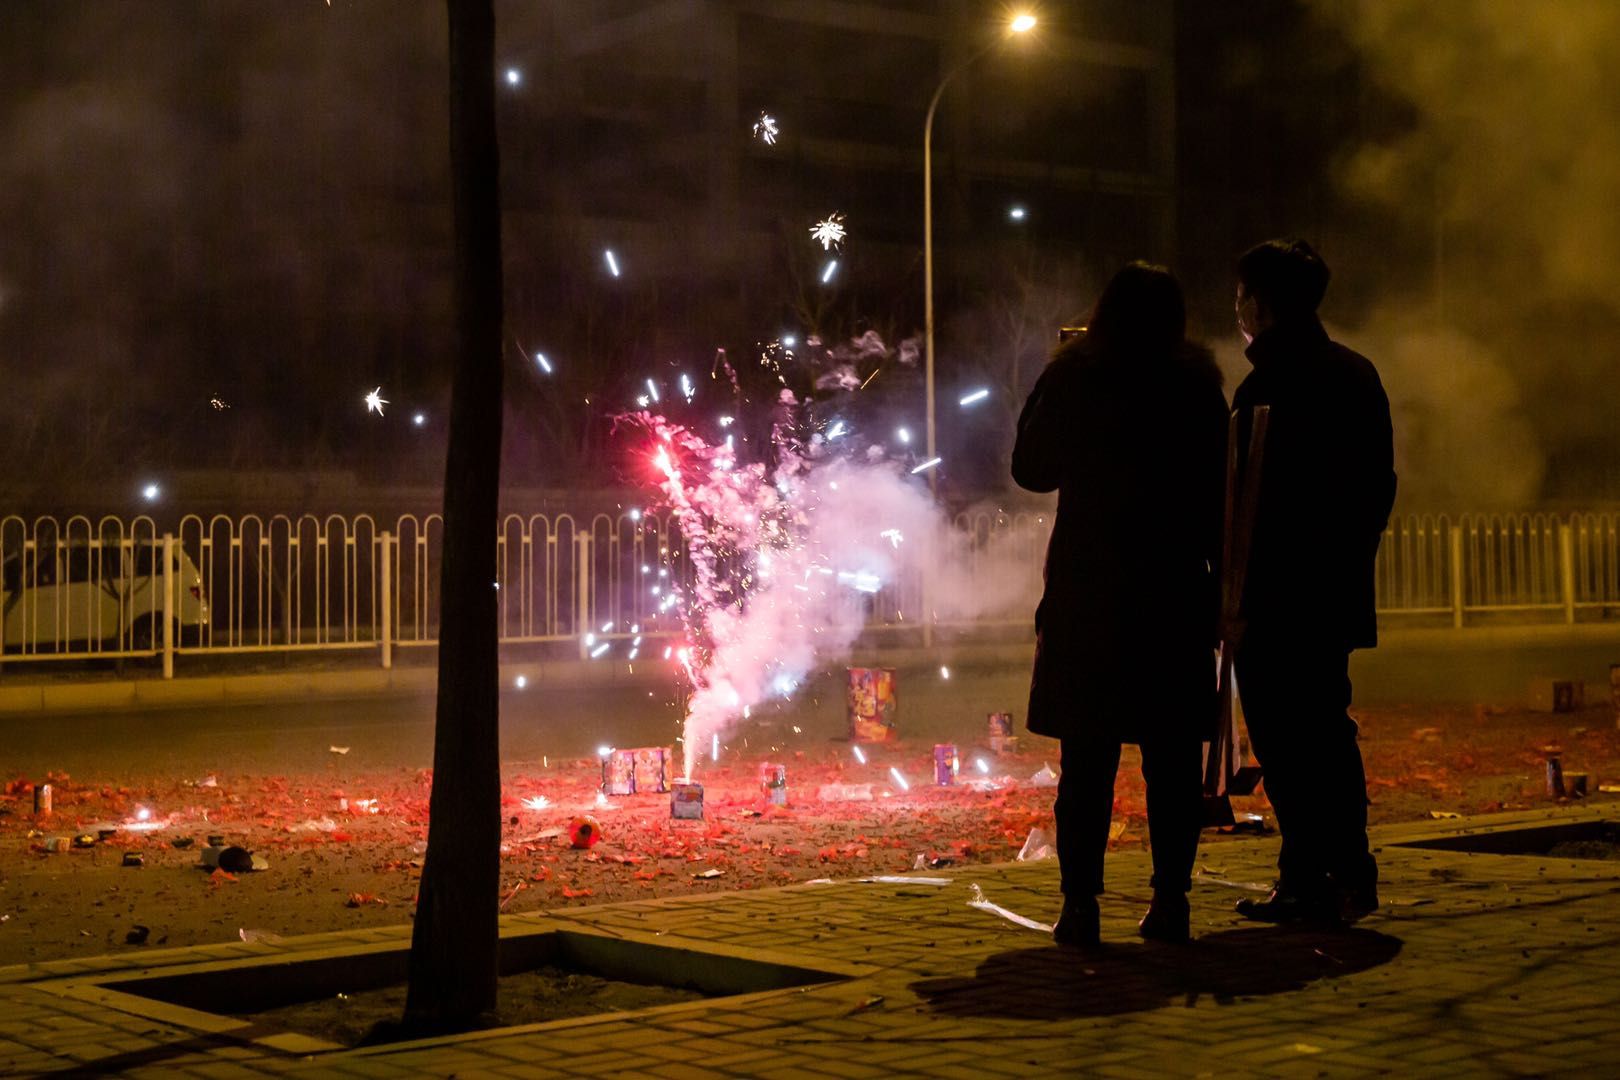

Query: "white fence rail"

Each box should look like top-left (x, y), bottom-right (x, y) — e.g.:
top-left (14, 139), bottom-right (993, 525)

top-left (4, 511), bottom-right (1619, 677)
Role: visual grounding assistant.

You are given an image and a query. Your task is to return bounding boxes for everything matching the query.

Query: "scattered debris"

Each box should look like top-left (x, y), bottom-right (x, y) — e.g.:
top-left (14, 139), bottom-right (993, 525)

top-left (1428, 810), bottom-right (1463, 819)
top-left (1029, 764), bottom-right (1059, 788)
top-left (124, 925), bottom-right (150, 946)
top-left (121, 852), bottom-right (144, 868)
top-left (692, 868), bottom-right (724, 879)
top-left (1017, 827), bottom-right (1054, 862)
top-left (966, 883), bottom-right (1053, 933)
top-left (329, 746), bottom-right (351, 755)
top-left (239, 929), bottom-right (286, 945)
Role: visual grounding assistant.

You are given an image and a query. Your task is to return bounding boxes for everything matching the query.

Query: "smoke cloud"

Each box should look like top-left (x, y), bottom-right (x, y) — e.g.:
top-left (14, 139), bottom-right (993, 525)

top-left (1312, 0), bottom-right (1620, 505)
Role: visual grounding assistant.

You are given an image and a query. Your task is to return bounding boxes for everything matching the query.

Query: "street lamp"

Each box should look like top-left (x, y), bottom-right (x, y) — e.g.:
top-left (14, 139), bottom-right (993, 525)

top-left (923, 11), bottom-right (1036, 490)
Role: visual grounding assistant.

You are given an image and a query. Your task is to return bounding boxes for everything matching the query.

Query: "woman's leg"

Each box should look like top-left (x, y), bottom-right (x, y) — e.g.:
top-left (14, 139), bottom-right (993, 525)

top-left (1138, 733), bottom-right (1204, 895)
top-left (1056, 737), bottom-right (1122, 896)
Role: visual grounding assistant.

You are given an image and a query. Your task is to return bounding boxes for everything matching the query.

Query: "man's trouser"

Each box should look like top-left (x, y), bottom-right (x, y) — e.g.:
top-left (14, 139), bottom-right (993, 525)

top-left (1235, 632), bottom-right (1377, 896)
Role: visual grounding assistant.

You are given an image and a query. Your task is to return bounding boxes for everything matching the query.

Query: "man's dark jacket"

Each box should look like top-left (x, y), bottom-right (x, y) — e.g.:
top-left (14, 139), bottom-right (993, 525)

top-left (1232, 315), bottom-right (1396, 649)
top-left (1012, 337), bottom-right (1228, 742)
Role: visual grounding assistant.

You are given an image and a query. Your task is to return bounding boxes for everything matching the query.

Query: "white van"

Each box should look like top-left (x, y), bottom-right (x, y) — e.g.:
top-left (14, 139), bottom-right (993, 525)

top-left (0, 541), bottom-right (209, 653)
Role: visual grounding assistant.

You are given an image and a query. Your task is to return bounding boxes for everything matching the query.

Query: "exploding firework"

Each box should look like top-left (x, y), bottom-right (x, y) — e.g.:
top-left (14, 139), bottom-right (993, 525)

top-left (809, 213), bottom-right (847, 251)
top-left (364, 387), bottom-right (388, 416)
top-left (752, 112), bottom-right (779, 145)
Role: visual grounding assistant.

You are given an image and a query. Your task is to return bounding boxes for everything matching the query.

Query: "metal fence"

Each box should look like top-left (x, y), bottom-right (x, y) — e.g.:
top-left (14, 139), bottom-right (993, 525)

top-left (4, 510), bottom-right (1619, 677)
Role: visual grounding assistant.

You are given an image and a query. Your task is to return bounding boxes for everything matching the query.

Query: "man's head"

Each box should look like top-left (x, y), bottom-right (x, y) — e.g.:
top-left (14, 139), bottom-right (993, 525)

top-left (1235, 239), bottom-right (1331, 343)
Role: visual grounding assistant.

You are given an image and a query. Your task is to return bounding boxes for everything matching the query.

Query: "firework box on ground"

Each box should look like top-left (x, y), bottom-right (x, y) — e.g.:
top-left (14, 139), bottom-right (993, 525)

top-left (632, 747), bottom-right (672, 794)
top-left (934, 744), bottom-right (959, 786)
top-left (1530, 678), bottom-right (1583, 713)
top-left (988, 712), bottom-right (1015, 754)
top-left (1611, 664), bottom-right (1620, 728)
top-left (847, 667), bottom-right (897, 742)
top-left (1547, 755), bottom-right (1565, 797)
top-left (33, 783), bottom-right (51, 815)
top-left (760, 763), bottom-right (787, 805)
top-left (601, 751), bottom-right (636, 796)
top-left (671, 779), bottom-right (704, 819)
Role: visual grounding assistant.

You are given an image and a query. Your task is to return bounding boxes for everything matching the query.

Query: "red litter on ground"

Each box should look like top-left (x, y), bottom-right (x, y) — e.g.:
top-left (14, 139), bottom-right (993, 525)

top-left (569, 815), bottom-right (603, 848)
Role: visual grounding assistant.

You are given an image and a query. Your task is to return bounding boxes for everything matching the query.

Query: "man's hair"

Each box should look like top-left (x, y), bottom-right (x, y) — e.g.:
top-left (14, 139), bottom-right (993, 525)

top-left (1236, 238), bottom-right (1331, 318)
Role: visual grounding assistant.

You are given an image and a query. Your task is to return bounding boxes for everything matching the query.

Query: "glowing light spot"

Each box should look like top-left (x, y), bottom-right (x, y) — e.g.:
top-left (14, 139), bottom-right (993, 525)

top-left (141, 483), bottom-right (161, 502)
top-left (712, 732), bottom-right (720, 760)
top-left (896, 427), bottom-right (912, 444)
top-left (515, 675), bottom-right (528, 689)
top-left (590, 642), bottom-right (610, 658)
top-left (820, 259), bottom-right (838, 284)
top-left (782, 335), bottom-right (796, 347)
top-left (1010, 13), bottom-right (1037, 33)
top-left (910, 457), bottom-right (942, 474)
top-left (940, 665), bottom-right (951, 680)
top-left (604, 249), bottom-right (621, 277)
top-left (853, 745), bottom-right (868, 764)
top-left (718, 415), bottom-right (735, 427)
top-left (975, 758), bottom-right (991, 774)
top-left (629, 509), bottom-right (642, 521)
top-left (597, 745), bottom-right (613, 758)
top-left (889, 767), bottom-right (911, 792)
top-left (752, 112), bottom-right (779, 144)
top-left (809, 213), bottom-right (846, 251)
top-left (534, 352), bottom-right (553, 374)
top-left (1008, 205), bottom-right (1027, 221)
top-left (646, 378), bottom-right (660, 402)
top-left (959, 388), bottom-right (990, 407)
top-left (522, 795), bottom-right (551, 810)
top-left (504, 67), bottom-right (522, 86)
top-left (364, 387), bottom-right (388, 415)
top-left (135, 806), bottom-right (152, 822)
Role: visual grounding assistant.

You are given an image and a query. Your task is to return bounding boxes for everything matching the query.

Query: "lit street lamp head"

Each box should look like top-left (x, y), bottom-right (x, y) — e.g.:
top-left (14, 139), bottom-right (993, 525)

top-left (1009, 13), bottom-right (1037, 35)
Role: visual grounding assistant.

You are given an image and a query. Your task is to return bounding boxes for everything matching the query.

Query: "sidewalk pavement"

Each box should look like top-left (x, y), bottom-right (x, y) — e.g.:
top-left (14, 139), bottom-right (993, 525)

top-left (3, 803), bottom-right (1618, 1077)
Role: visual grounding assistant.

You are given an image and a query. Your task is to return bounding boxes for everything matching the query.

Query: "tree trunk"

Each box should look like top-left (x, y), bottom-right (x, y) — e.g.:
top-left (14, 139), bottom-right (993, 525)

top-left (403, 0), bottom-right (504, 1031)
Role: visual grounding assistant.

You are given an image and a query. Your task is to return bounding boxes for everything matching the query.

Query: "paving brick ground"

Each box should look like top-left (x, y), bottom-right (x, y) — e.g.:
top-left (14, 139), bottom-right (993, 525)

top-left (3, 804), bottom-right (1619, 1078)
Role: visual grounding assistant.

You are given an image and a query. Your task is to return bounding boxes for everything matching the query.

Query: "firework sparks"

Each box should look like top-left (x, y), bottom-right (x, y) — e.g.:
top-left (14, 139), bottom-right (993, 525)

top-left (809, 213), bottom-right (847, 251)
top-left (209, 395), bottom-right (230, 410)
top-left (535, 352), bottom-right (553, 374)
top-left (604, 249), bottom-right (621, 277)
top-left (910, 456), bottom-right (942, 474)
top-left (820, 259), bottom-right (839, 284)
top-left (522, 795), bottom-right (551, 810)
top-left (752, 111), bottom-right (779, 144)
top-left (958, 388), bottom-right (990, 407)
top-left (364, 387), bottom-right (388, 416)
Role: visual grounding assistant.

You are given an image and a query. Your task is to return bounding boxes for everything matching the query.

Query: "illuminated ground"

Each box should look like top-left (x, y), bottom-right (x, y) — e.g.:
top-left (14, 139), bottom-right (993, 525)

top-left (2, 667), bottom-right (1616, 967)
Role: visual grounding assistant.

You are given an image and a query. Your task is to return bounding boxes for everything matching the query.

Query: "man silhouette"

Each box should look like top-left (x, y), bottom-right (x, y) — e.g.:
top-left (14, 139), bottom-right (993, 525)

top-left (1228, 239), bottom-right (1396, 925)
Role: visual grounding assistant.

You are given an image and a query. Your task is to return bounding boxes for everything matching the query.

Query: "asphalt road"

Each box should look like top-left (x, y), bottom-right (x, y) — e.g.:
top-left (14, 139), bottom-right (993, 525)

top-left (3, 629), bottom-right (1617, 782)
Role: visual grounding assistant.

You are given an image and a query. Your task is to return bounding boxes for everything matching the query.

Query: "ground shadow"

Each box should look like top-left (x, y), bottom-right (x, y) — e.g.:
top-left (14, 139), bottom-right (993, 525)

top-left (911, 926), bottom-right (1403, 1019)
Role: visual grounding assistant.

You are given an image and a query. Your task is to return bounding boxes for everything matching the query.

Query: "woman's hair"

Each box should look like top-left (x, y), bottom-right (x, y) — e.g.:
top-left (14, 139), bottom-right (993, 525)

top-left (1083, 261), bottom-right (1186, 361)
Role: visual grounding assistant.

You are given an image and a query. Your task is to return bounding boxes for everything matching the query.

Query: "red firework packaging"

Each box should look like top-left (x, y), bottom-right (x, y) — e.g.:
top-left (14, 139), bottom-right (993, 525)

top-left (847, 667), bottom-right (897, 742)
top-left (569, 815), bottom-right (603, 848)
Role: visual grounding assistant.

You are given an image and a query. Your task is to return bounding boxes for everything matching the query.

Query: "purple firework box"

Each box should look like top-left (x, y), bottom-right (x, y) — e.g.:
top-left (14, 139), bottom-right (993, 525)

top-left (601, 751), bottom-right (636, 796)
top-left (934, 743), bottom-right (959, 786)
top-left (987, 712), bottom-right (1015, 753)
top-left (671, 779), bottom-right (705, 819)
top-left (633, 747), bottom-right (672, 794)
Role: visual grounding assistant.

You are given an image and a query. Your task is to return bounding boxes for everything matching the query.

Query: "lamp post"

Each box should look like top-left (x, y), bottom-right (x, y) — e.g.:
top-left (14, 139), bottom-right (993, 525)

top-left (923, 12), bottom-right (1036, 491)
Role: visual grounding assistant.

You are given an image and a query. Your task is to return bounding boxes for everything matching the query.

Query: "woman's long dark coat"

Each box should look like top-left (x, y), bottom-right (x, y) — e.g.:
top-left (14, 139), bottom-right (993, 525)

top-left (1012, 339), bottom-right (1229, 743)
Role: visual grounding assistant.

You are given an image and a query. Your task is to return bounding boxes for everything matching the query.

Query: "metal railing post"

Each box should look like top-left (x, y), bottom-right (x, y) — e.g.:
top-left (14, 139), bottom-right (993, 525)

top-left (379, 531), bottom-right (393, 669)
top-left (1449, 524), bottom-right (1465, 629)
top-left (1560, 519), bottom-right (1576, 625)
top-left (576, 531), bottom-right (593, 659)
top-left (162, 533), bottom-right (175, 679)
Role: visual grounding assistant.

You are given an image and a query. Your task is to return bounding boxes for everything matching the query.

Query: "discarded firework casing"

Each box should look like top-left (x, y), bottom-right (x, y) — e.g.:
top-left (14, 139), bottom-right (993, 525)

top-left (847, 667), bottom-right (897, 742)
top-left (987, 713), bottom-right (1015, 754)
top-left (32, 783), bottom-right (51, 815)
top-left (1530, 678), bottom-right (1584, 713)
top-left (933, 744), bottom-right (959, 786)
top-left (1566, 771), bottom-right (1588, 797)
top-left (633, 747), bottom-right (672, 794)
top-left (44, 836), bottom-right (69, 853)
top-left (1547, 755), bottom-right (1566, 798)
top-left (121, 851), bottom-right (144, 868)
top-left (760, 763), bottom-right (787, 805)
top-left (671, 779), bottom-right (705, 819)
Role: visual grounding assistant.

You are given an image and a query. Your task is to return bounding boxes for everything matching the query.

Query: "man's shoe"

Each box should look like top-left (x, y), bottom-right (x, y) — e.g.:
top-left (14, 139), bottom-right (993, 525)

top-left (1234, 887), bottom-right (1336, 925)
top-left (1138, 891), bottom-right (1191, 943)
top-left (1052, 895), bottom-right (1100, 947)
top-left (1338, 884), bottom-right (1380, 924)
